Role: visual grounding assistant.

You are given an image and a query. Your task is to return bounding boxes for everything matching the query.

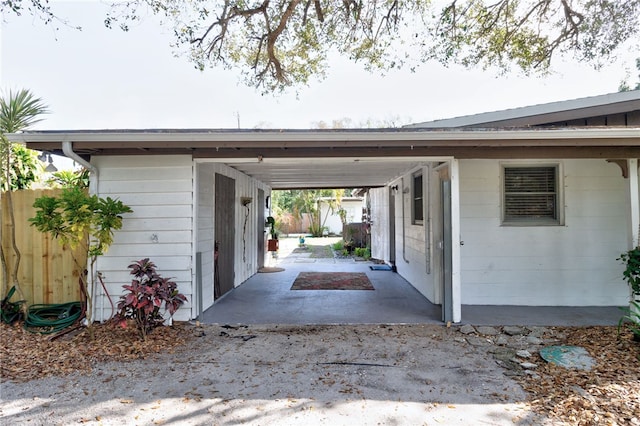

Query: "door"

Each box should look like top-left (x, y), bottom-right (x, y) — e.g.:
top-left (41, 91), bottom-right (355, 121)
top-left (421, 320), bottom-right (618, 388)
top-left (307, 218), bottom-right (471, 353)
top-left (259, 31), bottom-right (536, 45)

top-left (436, 165), bottom-right (454, 323)
top-left (441, 179), bottom-right (453, 323)
top-left (257, 189), bottom-right (265, 269)
top-left (215, 173), bottom-right (236, 299)
top-left (388, 187), bottom-right (396, 267)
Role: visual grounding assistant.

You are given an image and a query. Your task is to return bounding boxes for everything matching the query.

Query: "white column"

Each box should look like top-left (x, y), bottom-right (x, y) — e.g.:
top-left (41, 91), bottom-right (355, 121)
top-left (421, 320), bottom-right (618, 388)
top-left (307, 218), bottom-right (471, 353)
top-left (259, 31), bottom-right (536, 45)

top-left (450, 159), bottom-right (462, 323)
top-left (629, 159), bottom-right (639, 248)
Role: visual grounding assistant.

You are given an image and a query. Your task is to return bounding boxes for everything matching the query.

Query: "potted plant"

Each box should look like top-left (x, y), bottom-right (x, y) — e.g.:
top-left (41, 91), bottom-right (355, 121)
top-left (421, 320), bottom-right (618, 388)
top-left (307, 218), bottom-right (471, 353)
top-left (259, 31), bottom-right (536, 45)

top-left (266, 216), bottom-right (278, 251)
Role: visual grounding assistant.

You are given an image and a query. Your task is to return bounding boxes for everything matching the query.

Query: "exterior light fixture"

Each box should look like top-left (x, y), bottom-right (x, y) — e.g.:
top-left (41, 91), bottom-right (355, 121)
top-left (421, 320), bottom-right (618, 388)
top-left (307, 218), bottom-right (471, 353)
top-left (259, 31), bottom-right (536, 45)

top-left (39, 151), bottom-right (58, 172)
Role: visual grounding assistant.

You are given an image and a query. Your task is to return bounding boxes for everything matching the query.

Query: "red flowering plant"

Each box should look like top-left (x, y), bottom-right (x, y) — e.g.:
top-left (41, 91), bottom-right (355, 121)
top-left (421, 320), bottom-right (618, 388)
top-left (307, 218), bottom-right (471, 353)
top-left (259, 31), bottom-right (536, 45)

top-left (113, 258), bottom-right (187, 340)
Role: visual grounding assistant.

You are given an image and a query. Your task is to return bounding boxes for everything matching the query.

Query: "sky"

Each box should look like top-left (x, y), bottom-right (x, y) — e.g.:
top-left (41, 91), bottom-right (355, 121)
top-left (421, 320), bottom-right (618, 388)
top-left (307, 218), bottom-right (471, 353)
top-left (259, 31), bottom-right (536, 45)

top-left (1, 0), bottom-right (638, 131)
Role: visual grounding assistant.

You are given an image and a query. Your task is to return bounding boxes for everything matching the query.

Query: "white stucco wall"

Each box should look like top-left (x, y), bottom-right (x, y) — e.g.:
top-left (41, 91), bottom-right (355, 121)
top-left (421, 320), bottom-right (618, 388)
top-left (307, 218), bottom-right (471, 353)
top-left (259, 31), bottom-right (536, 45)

top-left (92, 155), bottom-right (194, 322)
top-left (459, 159), bottom-right (629, 306)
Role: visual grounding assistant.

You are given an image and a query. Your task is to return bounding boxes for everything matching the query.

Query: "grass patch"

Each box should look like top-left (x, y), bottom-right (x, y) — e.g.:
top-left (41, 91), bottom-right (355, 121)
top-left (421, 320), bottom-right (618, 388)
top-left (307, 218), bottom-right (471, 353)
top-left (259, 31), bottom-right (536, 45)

top-left (309, 244), bottom-right (333, 258)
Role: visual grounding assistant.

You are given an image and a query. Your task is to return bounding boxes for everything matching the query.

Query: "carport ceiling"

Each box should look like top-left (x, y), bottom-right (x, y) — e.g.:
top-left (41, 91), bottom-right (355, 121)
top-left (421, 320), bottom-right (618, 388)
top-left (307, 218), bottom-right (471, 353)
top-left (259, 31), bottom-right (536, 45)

top-left (220, 157), bottom-right (430, 189)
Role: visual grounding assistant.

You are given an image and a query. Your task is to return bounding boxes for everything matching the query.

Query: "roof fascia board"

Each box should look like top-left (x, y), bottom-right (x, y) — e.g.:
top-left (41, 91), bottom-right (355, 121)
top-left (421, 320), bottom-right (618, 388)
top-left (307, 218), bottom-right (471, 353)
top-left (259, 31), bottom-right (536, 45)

top-left (8, 128), bottom-right (640, 145)
top-left (407, 91), bottom-right (640, 128)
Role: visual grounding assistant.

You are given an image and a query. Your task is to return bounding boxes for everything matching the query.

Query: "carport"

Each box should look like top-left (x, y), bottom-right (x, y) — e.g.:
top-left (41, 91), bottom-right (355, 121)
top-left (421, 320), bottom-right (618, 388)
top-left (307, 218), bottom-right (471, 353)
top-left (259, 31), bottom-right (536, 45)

top-left (12, 127), bottom-right (639, 324)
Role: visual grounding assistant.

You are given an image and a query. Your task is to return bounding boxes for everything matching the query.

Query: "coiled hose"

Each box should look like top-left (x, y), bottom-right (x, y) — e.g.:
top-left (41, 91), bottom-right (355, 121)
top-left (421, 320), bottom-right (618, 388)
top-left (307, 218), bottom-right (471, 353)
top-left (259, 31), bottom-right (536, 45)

top-left (24, 302), bottom-right (82, 334)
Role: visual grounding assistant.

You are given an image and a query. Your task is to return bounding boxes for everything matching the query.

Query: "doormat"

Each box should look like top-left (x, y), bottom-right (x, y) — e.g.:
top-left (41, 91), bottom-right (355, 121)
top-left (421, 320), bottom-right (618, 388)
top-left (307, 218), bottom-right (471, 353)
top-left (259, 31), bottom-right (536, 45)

top-left (290, 272), bottom-right (374, 290)
top-left (369, 265), bottom-right (392, 271)
top-left (258, 267), bottom-right (285, 273)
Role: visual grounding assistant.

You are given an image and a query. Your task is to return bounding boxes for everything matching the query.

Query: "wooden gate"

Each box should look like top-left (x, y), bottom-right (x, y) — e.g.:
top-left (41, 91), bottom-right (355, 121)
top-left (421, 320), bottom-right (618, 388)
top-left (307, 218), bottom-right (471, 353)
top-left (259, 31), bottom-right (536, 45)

top-left (1, 189), bottom-right (85, 305)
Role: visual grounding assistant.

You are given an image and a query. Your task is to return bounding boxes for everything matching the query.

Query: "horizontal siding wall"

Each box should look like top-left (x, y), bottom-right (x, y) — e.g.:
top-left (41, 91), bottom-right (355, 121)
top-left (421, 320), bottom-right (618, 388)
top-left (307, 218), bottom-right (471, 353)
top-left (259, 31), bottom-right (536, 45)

top-left (391, 166), bottom-right (437, 303)
top-left (92, 155), bottom-right (194, 322)
top-left (459, 159), bottom-right (629, 306)
top-left (196, 164), bottom-right (215, 315)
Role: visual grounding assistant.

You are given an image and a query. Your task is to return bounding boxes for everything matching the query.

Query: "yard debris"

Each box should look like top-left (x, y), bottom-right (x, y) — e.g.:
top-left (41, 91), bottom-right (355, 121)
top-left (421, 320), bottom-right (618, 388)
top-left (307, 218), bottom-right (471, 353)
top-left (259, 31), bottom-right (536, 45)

top-left (466, 324), bottom-right (640, 424)
top-left (0, 321), bottom-right (188, 383)
top-left (1, 322), bottom-right (638, 425)
top-left (516, 326), bottom-right (640, 425)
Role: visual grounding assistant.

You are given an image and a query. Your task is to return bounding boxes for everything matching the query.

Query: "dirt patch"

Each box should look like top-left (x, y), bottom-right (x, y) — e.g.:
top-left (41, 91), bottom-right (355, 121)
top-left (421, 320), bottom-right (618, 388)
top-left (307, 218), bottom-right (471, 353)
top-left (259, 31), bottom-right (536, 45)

top-left (1, 322), bottom-right (638, 425)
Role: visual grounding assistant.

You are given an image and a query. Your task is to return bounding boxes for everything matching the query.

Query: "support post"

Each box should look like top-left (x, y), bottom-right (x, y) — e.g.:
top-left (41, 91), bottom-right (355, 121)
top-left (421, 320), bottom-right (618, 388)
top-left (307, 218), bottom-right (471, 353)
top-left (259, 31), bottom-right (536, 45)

top-left (629, 159), bottom-right (639, 248)
top-left (450, 159), bottom-right (462, 323)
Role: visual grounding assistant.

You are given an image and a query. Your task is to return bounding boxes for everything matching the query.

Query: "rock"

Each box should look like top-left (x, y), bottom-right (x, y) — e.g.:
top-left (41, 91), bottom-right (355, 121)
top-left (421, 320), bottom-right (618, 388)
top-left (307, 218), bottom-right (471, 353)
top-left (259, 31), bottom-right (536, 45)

top-left (459, 324), bottom-right (476, 335)
top-left (539, 345), bottom-right (595, 371)
top-left (525, 371), bottom-right (540, 379)
top-left (520, 362), bottom-right (538, 369)
top-left (491, 347), bottom-right (517, 361)
top-left (466, 336), bottom-right (491, 347)
top-left (476, 326), bottom-right (500, 336)
top-left (503, 326), bottom-right (525, 336)
top-left (526, 335), bottom-right (544, 345)
top-left (526, 326), bottom-right (549, 337)
top-left (495, 336), bottom-right (509, 346)
top-left (516, 350), bottom-right (532, 358)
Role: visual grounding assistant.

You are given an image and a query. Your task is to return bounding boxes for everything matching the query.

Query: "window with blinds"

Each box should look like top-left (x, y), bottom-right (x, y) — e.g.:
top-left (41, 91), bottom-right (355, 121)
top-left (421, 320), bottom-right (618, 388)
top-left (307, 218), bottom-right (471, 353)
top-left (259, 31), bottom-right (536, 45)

top-left (503, 166), bottom-right (560, 225)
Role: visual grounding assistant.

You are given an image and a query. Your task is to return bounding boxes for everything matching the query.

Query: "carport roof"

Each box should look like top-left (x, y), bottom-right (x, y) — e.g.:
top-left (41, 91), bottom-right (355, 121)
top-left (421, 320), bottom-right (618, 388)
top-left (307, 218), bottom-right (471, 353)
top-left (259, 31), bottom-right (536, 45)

top-left (9, 127), bottom-right (640, 189)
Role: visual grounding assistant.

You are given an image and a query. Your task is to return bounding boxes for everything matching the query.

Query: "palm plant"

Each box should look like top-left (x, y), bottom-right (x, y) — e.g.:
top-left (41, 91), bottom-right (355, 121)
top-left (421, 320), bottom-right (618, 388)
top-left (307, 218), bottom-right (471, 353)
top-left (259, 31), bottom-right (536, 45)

top-left (0, 88), bottom-right (48, 307)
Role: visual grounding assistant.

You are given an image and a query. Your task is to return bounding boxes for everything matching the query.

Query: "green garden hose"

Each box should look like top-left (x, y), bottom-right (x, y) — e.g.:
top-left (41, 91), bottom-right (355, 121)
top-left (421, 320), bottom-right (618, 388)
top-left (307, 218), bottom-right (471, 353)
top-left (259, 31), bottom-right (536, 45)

top-left (24, 302), bottom-right (82, 334)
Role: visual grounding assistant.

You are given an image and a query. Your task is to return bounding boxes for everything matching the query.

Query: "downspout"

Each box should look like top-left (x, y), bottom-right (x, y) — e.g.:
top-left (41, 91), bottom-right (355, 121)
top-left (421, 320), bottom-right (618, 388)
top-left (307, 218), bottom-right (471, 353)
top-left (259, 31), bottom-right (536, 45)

top-left (62, 141), bottom-right (98, 194)
top-left (629, 159), bottom-right (639, 248)
top-left (62, 141), bottom-right (102, 321)
top-left (425, 166), bottom-right (431, 274)
top-left (401, 177), bottom-right (409, 263)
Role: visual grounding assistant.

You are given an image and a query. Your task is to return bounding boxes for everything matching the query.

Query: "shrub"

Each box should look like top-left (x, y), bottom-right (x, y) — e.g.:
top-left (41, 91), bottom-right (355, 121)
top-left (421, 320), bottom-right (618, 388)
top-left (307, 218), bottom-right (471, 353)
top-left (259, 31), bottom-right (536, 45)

top-left (619, 247), bottom-right (640, 296)
top-left (618, 300), bottom-right (640, 341)
top-left (332, 241), bottom-right (344, 251)
top-left (30, 186), bottom-right (132, 338)
top-left (354, 247), bottom-right (372, 260)
top-left (113, 258), bottom-right (187, 340)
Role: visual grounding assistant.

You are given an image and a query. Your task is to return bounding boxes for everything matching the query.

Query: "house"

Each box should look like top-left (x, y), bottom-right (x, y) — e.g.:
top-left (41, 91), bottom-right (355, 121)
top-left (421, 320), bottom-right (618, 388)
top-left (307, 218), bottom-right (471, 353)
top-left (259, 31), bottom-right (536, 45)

top-left (10, 91), bottom-right (640, 323)
top-left (317, 196), bottom-right (365, 235)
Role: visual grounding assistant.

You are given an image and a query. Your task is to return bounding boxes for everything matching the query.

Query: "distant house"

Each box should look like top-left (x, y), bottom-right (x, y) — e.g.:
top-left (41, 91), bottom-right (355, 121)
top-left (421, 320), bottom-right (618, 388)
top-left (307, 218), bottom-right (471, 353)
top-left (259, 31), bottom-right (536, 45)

top-left (317, 197), bottom-right (364, 235)
top-left (11, 90), bottom-right (640, 323)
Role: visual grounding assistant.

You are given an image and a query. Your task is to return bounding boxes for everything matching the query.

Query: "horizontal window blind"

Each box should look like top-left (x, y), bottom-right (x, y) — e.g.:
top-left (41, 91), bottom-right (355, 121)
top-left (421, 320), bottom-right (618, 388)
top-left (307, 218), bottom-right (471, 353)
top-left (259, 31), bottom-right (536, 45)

top-left (504, 167), bottom-right (557, 221)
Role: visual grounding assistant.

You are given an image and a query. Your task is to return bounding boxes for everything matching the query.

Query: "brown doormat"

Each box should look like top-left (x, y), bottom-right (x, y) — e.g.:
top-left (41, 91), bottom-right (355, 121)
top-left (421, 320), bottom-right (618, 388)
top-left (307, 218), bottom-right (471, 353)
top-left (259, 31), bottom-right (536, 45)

top-left (258, 267), bottom-right (285, 273)
top-left (290, 272), bottom-right (374, 290)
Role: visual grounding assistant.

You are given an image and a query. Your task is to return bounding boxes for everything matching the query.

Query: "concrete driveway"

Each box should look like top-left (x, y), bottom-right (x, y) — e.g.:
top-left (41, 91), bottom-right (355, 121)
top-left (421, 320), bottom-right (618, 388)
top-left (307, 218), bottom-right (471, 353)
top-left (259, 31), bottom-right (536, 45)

top-left (202, 237), bottom-right (621, 327)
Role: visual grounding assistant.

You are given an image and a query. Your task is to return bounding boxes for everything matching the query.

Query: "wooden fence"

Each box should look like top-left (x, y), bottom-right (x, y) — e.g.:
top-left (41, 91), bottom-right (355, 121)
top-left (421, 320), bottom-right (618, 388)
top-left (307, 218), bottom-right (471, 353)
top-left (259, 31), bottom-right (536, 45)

top-left (1, 189), bottom-right (85, 305)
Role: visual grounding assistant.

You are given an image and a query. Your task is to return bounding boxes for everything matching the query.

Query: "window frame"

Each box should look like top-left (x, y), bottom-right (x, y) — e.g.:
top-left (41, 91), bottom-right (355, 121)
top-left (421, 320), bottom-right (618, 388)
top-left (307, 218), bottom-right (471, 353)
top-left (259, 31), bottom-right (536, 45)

top-left (501, 163), bottom-right (564, 226)
top-left (412, 171), bottom-right (424, 225)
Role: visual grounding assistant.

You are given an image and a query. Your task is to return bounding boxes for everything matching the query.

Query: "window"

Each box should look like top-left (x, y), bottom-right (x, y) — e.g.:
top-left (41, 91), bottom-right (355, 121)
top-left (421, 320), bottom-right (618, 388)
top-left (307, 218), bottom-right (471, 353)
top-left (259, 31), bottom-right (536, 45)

top-left (413, 172), bottom-right (423, 225)
top-left (503, 165), bottom-right (561, 225)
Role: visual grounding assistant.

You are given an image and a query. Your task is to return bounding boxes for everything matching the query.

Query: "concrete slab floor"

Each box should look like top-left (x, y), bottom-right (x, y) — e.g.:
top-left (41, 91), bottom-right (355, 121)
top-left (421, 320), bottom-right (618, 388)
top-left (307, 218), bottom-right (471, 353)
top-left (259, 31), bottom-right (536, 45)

top-left (201, 237), bottom-right (623, 327)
